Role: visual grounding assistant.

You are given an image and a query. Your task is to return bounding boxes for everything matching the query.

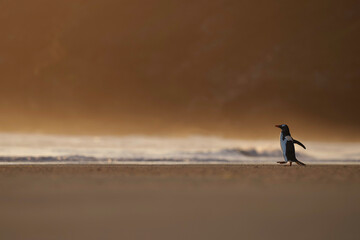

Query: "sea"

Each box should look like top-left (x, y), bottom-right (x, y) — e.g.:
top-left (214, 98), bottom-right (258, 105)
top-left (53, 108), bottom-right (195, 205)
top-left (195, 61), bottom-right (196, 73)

top-left (0, 133), bottom-right (359, 164)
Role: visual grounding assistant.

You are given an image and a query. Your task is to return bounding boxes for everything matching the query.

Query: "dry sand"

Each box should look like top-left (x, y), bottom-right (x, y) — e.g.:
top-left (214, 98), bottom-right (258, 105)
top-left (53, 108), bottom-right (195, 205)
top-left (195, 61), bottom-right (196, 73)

top-left (0, 164), bottom-right (359, 240)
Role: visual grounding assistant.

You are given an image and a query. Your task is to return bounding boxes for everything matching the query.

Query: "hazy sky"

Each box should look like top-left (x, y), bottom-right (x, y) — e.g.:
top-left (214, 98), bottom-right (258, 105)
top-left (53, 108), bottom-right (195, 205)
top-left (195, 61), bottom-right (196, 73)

top-left (0, 0), bottom-right (359, 140)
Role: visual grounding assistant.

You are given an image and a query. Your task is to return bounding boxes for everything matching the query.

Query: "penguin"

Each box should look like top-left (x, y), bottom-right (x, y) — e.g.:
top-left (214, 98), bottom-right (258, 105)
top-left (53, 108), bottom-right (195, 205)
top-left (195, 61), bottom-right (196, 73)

top-left (275, 124), bottom-right (306, 166)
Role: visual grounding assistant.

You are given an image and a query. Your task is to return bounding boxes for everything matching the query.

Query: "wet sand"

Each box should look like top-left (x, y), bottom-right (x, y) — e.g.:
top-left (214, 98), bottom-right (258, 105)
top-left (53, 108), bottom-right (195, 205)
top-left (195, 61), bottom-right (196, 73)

top-left (0, 164), bottom-right (359, 240)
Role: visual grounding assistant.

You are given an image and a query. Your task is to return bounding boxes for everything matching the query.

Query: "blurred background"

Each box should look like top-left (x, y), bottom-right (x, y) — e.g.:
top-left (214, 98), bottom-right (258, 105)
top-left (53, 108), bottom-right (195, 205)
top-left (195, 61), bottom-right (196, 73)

top-left (0, 0), bottom-right (359, 140)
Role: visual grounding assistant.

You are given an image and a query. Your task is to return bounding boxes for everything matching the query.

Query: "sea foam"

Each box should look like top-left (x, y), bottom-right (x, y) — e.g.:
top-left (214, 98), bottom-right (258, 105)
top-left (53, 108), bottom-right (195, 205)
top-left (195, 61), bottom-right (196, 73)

top-left (0, 133), bottom-right (358, 164)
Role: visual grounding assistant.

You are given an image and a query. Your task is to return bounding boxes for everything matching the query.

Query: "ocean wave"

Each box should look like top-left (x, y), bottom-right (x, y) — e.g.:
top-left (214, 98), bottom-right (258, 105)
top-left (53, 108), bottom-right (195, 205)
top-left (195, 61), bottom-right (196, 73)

top-left (216, 148), bottom-right (283, 157)
top-left (0, 155), bottom-right (359, 164)
top-left (0, 134), bottom-right (358, 164)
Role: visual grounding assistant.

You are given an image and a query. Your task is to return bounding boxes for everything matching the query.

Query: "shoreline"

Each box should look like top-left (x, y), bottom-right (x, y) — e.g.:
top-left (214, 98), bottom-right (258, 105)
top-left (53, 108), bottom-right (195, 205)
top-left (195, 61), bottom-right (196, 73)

top-left (0, 160), bottom-right (359, 165)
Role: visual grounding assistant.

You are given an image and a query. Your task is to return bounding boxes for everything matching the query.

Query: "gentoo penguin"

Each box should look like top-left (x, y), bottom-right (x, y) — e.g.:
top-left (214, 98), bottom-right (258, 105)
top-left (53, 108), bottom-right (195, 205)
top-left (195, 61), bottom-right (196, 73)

top-left (275, 124), bottom-right (306, 166)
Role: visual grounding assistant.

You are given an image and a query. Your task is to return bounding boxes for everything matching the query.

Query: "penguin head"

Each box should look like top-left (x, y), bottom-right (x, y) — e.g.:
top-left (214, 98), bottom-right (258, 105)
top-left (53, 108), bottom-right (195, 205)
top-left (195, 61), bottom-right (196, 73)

top-left (275, 124), bottom-right (290, 133)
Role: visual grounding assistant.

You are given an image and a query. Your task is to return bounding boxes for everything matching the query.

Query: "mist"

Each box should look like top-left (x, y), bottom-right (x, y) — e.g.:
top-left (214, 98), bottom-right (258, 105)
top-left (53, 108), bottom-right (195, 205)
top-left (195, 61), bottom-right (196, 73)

top-left (0, 0), bottom-right (359, 140)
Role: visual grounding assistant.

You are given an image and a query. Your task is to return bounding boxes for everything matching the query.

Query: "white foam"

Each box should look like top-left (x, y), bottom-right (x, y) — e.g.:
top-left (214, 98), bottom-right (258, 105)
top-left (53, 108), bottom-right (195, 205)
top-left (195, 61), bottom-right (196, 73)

top-left (0, 133), bottom-right (358, 164)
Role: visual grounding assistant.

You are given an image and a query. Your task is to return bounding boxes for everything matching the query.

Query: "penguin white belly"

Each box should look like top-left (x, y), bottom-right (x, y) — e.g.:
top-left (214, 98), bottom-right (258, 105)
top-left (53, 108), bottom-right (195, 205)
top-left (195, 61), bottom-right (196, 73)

top-left (280, 133), bottom-right (292, 162)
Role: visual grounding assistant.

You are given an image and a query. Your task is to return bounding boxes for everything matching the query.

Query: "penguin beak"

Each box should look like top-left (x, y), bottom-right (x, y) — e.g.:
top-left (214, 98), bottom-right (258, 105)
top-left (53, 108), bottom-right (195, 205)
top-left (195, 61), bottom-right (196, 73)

top-left (275, 125), bottom-right (282, 128)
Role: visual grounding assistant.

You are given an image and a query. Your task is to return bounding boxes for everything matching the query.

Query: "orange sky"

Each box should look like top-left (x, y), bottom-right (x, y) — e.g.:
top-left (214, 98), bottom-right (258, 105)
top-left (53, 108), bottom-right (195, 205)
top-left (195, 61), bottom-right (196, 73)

top-left (0, 0), bottom-right (359, 140)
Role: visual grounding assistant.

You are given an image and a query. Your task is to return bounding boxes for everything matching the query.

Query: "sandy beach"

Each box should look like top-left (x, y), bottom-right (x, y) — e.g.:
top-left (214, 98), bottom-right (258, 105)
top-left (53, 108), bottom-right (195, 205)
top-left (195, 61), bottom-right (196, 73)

top-left (0, 164), bottom-right (359, 240)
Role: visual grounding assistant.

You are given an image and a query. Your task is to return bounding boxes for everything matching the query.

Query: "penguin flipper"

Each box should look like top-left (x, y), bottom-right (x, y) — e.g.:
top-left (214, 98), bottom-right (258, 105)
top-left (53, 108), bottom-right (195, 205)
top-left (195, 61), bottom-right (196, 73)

top-left (295, 160), bottom-right (306, 166)
top-left (293, 139), bottom-right (306, 149)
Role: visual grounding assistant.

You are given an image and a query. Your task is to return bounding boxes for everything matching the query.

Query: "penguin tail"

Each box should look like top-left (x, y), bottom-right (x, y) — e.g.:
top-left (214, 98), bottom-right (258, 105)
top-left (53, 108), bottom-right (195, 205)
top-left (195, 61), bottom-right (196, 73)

top-left (295, 159), bottom-right (306, 166)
